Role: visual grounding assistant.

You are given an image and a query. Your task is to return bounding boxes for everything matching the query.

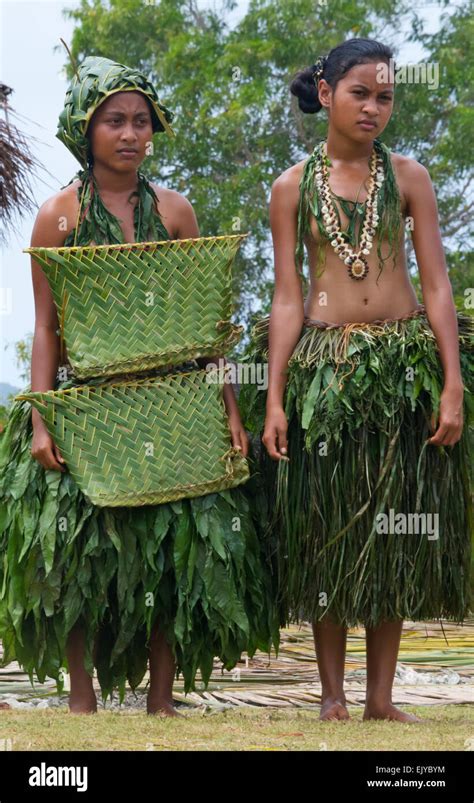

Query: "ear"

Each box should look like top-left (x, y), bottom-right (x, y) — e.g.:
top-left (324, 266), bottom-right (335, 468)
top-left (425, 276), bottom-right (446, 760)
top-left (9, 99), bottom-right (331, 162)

top-left (317, 78), bottom-right (331, 109)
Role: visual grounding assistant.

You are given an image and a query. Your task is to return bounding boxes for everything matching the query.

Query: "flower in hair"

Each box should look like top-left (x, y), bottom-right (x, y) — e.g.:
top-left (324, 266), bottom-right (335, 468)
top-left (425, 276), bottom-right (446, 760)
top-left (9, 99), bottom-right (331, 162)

top-left (312, 55), bottom-right (328, 86)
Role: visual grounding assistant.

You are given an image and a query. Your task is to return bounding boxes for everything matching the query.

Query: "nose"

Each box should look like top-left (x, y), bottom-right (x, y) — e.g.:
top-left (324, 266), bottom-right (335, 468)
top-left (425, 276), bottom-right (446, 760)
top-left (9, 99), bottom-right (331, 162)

top-left (361, 96), bottom-right (378, 116)
top-left (119, 122), bottom-right (138, 143)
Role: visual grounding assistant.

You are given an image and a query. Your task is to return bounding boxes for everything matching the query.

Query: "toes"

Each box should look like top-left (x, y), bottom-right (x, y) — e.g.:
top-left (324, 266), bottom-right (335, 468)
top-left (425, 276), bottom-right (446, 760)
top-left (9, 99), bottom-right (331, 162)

top-left (320, 702), bottom-right (350, 721)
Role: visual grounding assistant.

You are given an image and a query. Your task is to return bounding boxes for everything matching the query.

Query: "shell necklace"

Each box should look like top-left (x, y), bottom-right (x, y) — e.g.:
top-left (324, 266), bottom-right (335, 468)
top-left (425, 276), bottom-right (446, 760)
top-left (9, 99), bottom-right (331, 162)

top-left (315, 140), bottom-right (385, 280)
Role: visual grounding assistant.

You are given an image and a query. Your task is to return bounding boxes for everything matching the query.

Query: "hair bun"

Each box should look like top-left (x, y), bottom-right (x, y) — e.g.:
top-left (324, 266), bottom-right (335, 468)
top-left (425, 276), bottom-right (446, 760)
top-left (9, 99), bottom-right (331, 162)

top-left (290, 65), bottom-right (323, 114)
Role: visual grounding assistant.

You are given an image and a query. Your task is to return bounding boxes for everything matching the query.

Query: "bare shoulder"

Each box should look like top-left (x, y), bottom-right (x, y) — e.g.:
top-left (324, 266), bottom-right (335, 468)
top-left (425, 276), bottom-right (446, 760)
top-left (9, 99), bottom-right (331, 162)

top-left (390, 152), bottom-right (433, 214)
top-left (270, 161), bottom-right (305, 211)
top-left (150, 184), bottom-right (192, 211)
top-left (40, 179), bottom-right (81, 212)
top-left (273, 160), bottom-right (306, 189)
top-left (390, 152), bottom-right (432, 190)
top-left (31, 180), bottom-right (82, 247)
top-left (150, 183), bottom-right (198, 239)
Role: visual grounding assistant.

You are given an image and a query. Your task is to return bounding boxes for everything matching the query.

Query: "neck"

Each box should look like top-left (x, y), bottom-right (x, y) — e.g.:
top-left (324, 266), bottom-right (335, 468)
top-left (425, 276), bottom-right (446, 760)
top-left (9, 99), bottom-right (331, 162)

top-left (325, 129), bottom-right (375, 165)
top-left (89, 162), bottom-right (140, 197)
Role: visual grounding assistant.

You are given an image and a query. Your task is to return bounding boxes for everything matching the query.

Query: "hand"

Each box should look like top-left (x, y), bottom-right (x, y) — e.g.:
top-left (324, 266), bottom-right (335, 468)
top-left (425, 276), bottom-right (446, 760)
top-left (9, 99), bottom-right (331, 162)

top-left (262, 404), bottom-right (289, 461)
top-left (227, 412), bottom-right (250, 458)
top-left (427, 384), bottom-right (464, 447)
top-left (31, 426), bottom-right (67, 472)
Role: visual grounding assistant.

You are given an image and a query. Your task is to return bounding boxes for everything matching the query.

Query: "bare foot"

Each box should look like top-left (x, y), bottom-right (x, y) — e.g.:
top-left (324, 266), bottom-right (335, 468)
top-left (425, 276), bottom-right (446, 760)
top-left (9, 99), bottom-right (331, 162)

top-left (68, 689), bottom-right (97, 715)
top-left (320, 698), bottom-right (351, 721)
top-left (69, 682), bottom-right (97, 714)
top-left (363, 703), bottom-right (423, 723)
top-left (147, 698), bottom-right (182, 717)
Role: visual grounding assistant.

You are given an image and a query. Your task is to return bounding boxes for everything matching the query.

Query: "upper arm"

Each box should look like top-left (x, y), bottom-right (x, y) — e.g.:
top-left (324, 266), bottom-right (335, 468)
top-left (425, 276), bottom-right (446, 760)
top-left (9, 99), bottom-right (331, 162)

top-left (405, 160), bottom-right (450, 294)
top-left (169, 192), bottom-right (200, 239)
top-left (269, 173), bottom-right (304, 306)
top-left (30, 196), bottom-right (71, 330)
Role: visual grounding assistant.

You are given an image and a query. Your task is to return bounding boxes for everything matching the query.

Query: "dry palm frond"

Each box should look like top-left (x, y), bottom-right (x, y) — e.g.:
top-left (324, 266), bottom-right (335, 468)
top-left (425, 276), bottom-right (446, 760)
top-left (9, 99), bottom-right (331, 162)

top-left (2, 621), bottom-right (473, 707)
top-left (0, 85), bottom-right (45, 244)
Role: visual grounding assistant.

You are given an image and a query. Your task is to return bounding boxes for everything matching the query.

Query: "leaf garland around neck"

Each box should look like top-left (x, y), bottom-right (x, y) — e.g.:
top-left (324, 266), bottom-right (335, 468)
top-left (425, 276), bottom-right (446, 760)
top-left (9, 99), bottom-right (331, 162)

top-left (294, 138), bottom-right (402, 286)
top-left (329, 195), bottom-right (367, 253)
top-left (65, 166), bottom-right (170, 247)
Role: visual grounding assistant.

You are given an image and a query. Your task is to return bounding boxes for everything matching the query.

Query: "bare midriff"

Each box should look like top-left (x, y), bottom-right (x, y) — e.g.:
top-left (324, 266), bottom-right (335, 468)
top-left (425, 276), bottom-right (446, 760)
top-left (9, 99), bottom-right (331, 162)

top-left (303, 194), bottom-right (420, 325)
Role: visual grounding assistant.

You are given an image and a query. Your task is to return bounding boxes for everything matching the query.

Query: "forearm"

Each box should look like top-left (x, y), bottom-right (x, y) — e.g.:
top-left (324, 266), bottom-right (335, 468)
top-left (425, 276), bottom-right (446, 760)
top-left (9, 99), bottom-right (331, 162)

top-left (423, 286), bottom-right (463, 389)
top-left (195, 353), bottom-right (240, 417)
top-left (30, 326), bottom-right (60, 429)
top-left (266, 302), bottom-right (305, 409)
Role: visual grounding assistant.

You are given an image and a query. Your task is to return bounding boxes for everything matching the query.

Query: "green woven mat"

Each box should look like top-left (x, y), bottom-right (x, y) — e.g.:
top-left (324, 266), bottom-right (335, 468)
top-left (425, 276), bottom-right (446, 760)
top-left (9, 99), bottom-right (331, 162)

top-left (24, 234), bottom-right (248, 379)
top-left (15, 367), bottom-right (249, 507)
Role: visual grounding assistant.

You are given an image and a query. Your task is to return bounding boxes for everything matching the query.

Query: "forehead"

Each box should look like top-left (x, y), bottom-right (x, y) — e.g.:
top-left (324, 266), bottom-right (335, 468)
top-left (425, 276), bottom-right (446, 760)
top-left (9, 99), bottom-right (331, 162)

top-left (98, 91), bottom-right (151, 115)
top-left (341, 61), bottom-right (394, 90)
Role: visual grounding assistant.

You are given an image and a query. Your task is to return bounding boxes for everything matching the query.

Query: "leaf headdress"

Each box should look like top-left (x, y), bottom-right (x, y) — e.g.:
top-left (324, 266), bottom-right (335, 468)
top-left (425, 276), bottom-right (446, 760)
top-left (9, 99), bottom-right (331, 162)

top-left (56, 54), bottom-right (175, 169)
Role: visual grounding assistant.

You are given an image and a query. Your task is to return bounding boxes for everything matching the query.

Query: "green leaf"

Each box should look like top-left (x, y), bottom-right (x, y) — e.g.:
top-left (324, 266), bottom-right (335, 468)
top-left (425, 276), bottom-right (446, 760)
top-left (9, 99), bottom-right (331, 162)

top-left (301, 369), bottom-right (323, 429)
top-left (173, 505), bottom-right (193, 578)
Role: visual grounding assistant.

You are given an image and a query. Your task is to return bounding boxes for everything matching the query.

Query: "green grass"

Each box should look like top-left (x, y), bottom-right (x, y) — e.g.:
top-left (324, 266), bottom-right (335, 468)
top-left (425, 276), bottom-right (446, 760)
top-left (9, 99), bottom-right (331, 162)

top-left (0, 705), bottom-right (473, 751)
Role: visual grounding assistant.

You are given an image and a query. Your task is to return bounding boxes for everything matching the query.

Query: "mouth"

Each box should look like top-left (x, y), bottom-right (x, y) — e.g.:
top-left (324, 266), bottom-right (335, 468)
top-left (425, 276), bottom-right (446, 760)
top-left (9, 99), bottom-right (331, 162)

top-left (357, 121), bottom-right (377, 130)
top-left (117, 149), bottom-right (138, 156)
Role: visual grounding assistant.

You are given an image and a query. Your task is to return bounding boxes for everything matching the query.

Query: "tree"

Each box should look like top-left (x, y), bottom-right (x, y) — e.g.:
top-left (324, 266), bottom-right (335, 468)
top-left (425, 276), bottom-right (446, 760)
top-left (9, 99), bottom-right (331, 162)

top-left (56, 0), bottom-right (473, 328)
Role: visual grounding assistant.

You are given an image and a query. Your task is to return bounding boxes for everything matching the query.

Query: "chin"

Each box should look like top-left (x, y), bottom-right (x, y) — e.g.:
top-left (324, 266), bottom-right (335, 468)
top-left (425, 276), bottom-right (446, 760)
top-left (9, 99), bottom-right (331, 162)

top-left (114, 157), bottom-right (139, 169)
top-left (353, 129), bottom-right (378, 141)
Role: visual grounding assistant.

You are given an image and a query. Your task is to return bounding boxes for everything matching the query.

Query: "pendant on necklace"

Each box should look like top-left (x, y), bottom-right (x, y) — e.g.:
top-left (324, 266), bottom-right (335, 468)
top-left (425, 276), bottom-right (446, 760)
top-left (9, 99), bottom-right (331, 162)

top-left (315, 139), bottom-right (384, 283)
top-left (347, 256), bottom-right (369, 280)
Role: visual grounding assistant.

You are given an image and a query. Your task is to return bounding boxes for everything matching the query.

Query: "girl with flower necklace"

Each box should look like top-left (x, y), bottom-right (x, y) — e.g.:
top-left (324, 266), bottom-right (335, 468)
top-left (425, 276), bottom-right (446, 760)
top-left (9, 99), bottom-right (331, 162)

top-left (239, 37), bottom-right (473, 723)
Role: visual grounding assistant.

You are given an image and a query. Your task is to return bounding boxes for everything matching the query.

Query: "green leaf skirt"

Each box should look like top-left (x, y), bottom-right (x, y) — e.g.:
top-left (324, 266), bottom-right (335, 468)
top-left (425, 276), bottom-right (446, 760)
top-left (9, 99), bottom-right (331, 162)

top-left (238, 306), bottom-right (473, 629)
top-left (0, 372), bottom-right (280, 703)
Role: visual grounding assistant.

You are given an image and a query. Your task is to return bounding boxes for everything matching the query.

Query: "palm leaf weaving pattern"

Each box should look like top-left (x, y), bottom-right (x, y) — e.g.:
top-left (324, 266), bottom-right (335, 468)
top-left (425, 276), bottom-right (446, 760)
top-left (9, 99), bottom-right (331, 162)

top-left (25, 234), bottom-right (247, 379)
top-left (15, 369), bottom-right (249, 507)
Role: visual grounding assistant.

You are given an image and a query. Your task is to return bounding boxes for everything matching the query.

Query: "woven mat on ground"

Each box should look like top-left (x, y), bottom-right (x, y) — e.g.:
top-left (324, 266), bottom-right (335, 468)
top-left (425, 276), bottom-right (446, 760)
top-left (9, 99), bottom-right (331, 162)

top-left (1, 620), bottom-right (472, 707)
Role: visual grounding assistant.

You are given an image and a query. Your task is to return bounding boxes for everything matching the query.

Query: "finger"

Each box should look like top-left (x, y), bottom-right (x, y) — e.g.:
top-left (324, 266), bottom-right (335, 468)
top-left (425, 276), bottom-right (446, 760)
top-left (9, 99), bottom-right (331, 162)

top-left (40, 456), bottom-right (65, 472)
top-left (427, 422), bottom-right (450, 445)
top-left (54, 445), bottom-right (66, 464)
top-left (438, 427), bottom-right (462, 447)
top-left (50, 459), bottom-right (66, 472)
top-left (230, 429), bottom-right (240, 449)
top-left (239, 430), bottom-right (250, 458)
top-left (262, 431), bottom-right (283, 461)
top-left (49, 447), bottom-right (66, 472)
top-left (277, 427), bottom-right (288, 457)
top-left (437, 422), bottom-right (462, 445)
top-left (230, 428), bottom-right (247, 457)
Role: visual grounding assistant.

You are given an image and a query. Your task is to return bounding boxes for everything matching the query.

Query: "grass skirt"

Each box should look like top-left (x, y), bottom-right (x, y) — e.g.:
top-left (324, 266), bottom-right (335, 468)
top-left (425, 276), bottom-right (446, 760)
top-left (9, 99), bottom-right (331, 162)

top-left (0, 369), bottom-right (280, 703)
top-left (238, 306), bottom-right (473, 628)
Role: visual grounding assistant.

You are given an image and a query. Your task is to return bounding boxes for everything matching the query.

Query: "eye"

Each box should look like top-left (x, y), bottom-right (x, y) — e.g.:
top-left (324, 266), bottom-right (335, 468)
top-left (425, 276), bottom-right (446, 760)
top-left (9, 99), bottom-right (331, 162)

top-left (352, 90), bottom-right (365, 95)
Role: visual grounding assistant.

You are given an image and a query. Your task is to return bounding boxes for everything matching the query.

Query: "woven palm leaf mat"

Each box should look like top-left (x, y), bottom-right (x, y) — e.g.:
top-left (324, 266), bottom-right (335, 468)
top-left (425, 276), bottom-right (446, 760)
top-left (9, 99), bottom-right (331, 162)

top-left (24, 234), bottom-right (247, 379)
top-left (1, 620), bottom-right (473, 708)
top-left (16, 368), bottom-right (249, 507)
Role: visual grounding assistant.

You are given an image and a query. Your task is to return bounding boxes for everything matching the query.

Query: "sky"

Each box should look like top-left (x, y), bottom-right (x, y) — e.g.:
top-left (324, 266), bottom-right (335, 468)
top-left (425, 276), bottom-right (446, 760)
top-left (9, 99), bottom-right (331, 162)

top-left (0, 0), bottom-right (454, 389)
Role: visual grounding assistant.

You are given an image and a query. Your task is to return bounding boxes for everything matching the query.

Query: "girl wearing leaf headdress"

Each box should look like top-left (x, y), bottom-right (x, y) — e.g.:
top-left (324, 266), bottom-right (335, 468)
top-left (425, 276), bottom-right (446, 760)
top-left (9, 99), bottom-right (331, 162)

top-left (239, 37), bottom-right (473, 723)
top-left (0, 55), bottom-right (279, 715)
